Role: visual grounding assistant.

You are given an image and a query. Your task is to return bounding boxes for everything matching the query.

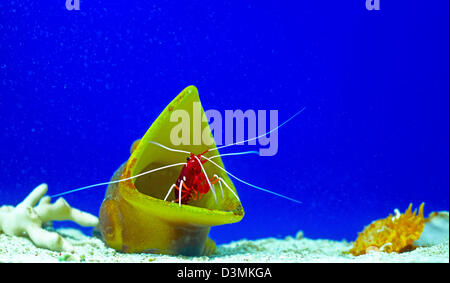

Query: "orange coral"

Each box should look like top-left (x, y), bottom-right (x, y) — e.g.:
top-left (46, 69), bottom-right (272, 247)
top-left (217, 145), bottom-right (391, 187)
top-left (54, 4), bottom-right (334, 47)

top-left (349, 203), bottom-right (425, 256)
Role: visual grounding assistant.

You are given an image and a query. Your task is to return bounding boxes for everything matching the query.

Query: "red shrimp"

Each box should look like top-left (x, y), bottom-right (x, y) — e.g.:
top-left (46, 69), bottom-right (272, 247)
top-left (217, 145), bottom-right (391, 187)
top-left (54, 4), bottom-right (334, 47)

top-left (173, 150), bottom-right (220, 204)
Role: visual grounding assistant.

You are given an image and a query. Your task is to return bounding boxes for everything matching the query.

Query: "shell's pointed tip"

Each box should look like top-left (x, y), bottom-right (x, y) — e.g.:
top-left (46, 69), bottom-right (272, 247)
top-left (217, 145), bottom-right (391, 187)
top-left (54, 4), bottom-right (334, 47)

top-left (185, 85), bottom-right (198, 93)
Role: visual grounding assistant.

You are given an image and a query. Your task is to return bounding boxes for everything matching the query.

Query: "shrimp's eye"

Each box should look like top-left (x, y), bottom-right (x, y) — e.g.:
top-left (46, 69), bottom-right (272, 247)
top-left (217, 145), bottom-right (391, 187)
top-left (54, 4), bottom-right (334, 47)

top-left (186, 157), bottom-right (190, 161)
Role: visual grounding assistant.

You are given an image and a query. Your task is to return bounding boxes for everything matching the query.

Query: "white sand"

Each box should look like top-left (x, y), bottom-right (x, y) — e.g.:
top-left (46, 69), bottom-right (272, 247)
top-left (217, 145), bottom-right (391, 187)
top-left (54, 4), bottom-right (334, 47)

top-left (0, 228), bottom-right (448, 263)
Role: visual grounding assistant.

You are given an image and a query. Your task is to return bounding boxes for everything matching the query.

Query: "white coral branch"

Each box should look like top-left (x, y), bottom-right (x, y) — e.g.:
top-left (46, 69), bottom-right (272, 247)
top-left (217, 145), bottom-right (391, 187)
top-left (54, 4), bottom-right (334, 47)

top-left (0, 183), bottom-right (98, 252)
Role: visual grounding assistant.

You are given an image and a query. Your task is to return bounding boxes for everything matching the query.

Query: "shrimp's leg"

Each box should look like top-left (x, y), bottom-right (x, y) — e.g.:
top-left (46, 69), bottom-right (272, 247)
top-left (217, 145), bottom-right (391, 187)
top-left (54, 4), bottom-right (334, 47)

top-left (209, 176), bottom-right (220, 185)
top-left (180, 181), bottom-right (192, 202)
top-left (164, 184), bottom-right (178, 202)
top-left (211, 174), bottom-right (225, 199)
top-left (173, 181), bottom-right (194, 205)
top-left (212, 175), bottom-right (224, 199)
top-left (181, 181), bottom-right (190, 191)
top-left (214, 176), bottom-right (240, 202)
top-left (193, 190), bottom-right (197, 201)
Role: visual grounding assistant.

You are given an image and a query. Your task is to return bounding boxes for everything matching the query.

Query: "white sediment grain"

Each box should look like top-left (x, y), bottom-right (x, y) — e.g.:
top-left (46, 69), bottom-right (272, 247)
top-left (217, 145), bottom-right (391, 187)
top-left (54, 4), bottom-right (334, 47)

top-left (0, 228), bottom-right (448, 263)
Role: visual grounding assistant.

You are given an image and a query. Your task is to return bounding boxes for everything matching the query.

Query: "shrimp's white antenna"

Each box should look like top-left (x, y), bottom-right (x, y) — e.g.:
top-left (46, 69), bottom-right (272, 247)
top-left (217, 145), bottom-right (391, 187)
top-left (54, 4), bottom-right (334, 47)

top-left (164, 184), bottom-right (177, 202)
top-left (207, 107), bottom-right (306, 153)
top-left (208, 150), bottom-right (259, 160)
top-left (148, 141), bottom-right (260, 160)
top-left (178, 180), bottom-right (184, 207)
top-left (149, 140), bottom-right (261, 160)
top-left (50, 162), bottom-right (186, 198)
top-left (202, 155), bottom-right (302, 204)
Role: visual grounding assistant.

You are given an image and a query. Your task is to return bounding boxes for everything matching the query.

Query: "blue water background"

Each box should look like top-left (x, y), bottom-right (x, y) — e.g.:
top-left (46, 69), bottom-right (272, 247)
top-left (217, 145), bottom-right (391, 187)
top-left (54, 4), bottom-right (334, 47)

top-left (0, 1), bottom-right (448, 244)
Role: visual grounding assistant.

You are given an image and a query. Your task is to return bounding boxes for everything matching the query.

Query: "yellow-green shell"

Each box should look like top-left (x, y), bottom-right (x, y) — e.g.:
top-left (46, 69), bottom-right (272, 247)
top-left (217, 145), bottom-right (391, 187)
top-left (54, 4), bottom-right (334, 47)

top-left (98, 86), bottom-right (244, 256)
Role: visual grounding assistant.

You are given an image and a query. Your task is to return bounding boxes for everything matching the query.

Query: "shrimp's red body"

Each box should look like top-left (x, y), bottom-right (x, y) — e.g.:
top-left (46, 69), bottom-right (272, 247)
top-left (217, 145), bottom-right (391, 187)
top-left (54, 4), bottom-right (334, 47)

top-left (174, 150), bottom-right (219, 204)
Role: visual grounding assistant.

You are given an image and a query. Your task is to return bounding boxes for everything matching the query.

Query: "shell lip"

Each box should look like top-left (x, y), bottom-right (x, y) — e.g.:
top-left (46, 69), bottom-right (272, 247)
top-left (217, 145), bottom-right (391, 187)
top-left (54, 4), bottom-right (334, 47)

top-left (119, 176), bottom-right (244, 227)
